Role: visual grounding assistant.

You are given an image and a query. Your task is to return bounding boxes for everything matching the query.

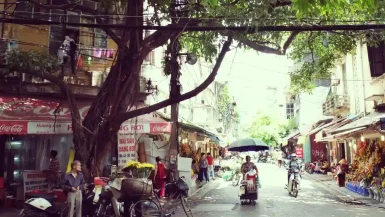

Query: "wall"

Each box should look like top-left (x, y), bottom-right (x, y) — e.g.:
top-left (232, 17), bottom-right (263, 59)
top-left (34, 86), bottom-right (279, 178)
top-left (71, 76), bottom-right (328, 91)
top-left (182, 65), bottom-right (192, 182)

top-left (297, 86), bottom-right (330, 134)
top-left (310, 134), bottom-right (327, 162)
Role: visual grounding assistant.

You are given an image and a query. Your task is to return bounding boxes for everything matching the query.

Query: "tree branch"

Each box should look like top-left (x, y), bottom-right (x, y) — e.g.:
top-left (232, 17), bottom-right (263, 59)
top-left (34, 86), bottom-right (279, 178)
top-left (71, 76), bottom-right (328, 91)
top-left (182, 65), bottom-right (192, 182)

top-left (25, 0), bottom-right (121, 45)
top-left (224, 31), bottom-right (300, 55)
top-left (114, 36), bottom-right (233, 127)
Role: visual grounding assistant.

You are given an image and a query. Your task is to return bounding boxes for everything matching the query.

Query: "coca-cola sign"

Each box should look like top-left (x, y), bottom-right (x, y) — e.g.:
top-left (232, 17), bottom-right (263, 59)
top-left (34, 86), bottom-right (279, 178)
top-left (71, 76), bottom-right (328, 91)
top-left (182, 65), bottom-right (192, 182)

top-left (0, 121), bottom-right (27, 134)
top-left (150, 123), bottom-right (171, 133)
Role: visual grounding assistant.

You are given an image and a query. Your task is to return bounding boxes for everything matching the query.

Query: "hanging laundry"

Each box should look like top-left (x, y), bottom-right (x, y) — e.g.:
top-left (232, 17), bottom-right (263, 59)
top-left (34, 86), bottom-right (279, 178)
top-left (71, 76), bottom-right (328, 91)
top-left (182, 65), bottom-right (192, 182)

top-left (101, 49), bottom-right (107, 58)
top-left (59, 35), bottom-right (77, 75)
top-left (93, 48), bottom-right (102, 58)
top-left (107, 50), bottom-right (114, 58)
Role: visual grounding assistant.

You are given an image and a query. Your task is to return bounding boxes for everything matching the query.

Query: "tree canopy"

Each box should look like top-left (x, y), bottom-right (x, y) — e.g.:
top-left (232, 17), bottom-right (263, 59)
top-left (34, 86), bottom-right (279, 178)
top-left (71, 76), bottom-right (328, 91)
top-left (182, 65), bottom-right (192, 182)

top-left (248, 113), bottom-right (295, 147)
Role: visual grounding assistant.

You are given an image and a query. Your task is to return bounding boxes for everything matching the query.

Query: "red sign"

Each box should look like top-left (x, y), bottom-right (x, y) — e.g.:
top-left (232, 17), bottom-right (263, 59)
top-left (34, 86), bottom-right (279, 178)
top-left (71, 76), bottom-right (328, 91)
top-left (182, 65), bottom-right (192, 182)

top-left (0, 121), bottom-right (27, 134)
top-left (295, 147), bottom-right (304, 158)
top-left (150, 123), bottom-right (171, 133)
top-left (0, 97), bottom-right (172, 135)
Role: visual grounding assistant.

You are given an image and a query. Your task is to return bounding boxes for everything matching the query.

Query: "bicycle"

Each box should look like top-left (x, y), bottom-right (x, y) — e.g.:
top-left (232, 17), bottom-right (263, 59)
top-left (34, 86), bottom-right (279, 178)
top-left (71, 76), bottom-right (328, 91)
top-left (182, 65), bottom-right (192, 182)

top-left (129, 176), bottom-right (194, 217)
top-left (231, 169), bottom-right (242, 186)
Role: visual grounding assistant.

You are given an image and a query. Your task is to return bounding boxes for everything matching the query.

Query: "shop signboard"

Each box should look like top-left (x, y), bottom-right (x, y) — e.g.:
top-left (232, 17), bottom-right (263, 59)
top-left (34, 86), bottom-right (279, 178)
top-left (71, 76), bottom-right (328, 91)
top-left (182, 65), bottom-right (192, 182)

top-left (295, 147), bottom-right (304, 158)
top-left (117, 134), bottom-right (137, 170)
top-left (23, 170), bottom-right (49, 194)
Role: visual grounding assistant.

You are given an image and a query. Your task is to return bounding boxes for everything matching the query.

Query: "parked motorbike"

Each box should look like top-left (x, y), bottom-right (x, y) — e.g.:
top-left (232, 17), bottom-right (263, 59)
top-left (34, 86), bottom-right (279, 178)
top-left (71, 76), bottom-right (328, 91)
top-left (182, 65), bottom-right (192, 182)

top-left (305, 162), bottom-right (315, 174)
top-left (20, 191), bottom-right (68, 217)
top-left (93, 177), bottom-right (124, 217)
top-left (257, 156), bottom-right (267, 163)
top-left (287, 167), bottom-right (301, 198)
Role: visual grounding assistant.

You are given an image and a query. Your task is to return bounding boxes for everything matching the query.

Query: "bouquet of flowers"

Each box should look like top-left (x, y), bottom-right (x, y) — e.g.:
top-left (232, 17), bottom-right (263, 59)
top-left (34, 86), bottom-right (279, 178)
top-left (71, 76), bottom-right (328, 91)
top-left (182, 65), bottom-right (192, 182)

top-left (123, 161), bottom-right (155, 179)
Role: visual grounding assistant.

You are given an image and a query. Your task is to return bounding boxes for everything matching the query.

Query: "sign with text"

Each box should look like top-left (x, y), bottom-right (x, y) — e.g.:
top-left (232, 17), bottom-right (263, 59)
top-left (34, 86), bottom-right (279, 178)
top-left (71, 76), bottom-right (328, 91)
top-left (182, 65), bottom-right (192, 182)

top-left (117, 134), bottom-right (138, 169)
top-left (295, 147), bottom-right (304, 159)
top-left (23, 170), bottom-right (49, 195)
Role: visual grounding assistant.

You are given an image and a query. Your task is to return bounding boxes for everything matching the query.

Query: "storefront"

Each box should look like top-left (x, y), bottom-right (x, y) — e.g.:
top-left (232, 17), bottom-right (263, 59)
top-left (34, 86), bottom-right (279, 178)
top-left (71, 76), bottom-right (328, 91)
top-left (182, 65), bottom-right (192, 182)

top-left (117, 109), bottom-right (171, 170)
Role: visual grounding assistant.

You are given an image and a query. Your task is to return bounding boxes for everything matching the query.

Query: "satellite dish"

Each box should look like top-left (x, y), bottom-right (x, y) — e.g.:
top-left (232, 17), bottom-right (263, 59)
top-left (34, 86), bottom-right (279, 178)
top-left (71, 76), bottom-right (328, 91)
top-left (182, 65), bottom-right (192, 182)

top-left (186, 53), bottom-right (197, 65)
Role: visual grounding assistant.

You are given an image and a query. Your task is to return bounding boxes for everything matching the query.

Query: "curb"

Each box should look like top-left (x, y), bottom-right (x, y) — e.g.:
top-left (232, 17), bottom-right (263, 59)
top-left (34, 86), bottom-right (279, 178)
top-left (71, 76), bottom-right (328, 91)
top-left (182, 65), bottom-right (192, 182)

top-left (191, 179), bottom-right (218, 197)
top-left (303, 173), bottom-right (385, 209)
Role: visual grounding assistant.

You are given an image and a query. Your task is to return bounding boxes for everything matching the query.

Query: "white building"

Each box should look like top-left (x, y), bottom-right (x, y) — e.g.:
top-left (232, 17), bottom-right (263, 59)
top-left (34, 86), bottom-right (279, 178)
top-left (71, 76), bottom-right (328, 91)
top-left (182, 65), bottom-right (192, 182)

top-left (142, 47), bottom-right (219, 130)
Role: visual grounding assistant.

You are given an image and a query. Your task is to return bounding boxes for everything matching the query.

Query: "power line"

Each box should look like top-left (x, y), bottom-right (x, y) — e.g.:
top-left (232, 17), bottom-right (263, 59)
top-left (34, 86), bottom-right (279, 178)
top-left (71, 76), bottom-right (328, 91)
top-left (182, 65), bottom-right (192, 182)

top-left (4, 17), bottom-right (385, 32)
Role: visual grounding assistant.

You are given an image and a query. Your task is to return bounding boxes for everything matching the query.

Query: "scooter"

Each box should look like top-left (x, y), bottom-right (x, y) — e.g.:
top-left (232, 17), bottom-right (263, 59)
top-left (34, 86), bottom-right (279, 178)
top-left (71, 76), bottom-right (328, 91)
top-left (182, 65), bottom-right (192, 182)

top-left (287, 167), bottom-right (301, 198)
top-left (305, 162), bottom-right (315, 174)
top-left (257, 156), bottom-right (267, 163)
top-left (20, 191), bottom-right (69, 217)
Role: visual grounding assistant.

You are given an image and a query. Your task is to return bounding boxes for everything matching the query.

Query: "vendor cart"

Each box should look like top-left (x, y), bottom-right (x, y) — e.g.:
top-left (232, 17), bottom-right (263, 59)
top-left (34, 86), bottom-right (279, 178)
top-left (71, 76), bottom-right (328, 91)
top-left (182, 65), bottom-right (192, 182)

top-left (228, 138), bottom-right (269, 206)
top-left (239, 171), bottom-right (258, 205)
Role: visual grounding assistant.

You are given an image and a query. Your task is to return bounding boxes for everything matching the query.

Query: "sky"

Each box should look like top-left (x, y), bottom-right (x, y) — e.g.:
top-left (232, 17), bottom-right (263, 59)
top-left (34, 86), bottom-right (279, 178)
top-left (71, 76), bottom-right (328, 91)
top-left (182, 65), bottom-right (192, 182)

top-left (213, 47), bottom-right (293, 126)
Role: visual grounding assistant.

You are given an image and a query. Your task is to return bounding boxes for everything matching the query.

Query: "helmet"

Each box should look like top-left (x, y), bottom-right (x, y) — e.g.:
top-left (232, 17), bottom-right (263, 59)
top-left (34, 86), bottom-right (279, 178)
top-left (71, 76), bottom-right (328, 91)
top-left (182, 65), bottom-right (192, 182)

top-left (291, 153), bottom-right (297, 159)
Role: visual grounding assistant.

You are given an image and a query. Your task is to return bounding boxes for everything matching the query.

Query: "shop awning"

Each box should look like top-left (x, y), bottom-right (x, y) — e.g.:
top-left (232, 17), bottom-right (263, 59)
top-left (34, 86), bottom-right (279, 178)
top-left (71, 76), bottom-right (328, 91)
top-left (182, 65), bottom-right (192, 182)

top-left (0, 97), bottom-right (171, 135)
top-left (281, 131), bottom-right (300, 147)
top-left (317, 127), bottom-right (366, 142)
top-left (331, 112), bottom-right (385, 133)
top-left (306, 118), bottom-right (344, 136)
top-left (297, 135), bottom-right (307, 145)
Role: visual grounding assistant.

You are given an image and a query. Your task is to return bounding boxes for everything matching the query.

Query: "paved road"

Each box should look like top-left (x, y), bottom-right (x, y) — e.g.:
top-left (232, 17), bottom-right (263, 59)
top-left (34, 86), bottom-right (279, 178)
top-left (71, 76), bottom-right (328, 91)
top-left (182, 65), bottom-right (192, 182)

top-left (180, 162), bottom-right (385, 217)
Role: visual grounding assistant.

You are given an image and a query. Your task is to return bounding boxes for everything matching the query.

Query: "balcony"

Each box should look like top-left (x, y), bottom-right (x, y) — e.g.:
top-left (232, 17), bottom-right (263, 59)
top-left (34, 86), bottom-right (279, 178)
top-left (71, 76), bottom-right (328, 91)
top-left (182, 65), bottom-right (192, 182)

top-left (322, 95), bottom-right (350, 116)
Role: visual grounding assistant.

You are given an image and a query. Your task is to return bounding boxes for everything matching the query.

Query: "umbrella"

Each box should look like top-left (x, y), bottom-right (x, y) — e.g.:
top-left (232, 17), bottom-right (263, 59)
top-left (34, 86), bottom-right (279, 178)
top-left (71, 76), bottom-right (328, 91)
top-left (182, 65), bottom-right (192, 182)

top-left (228, 138), bottom-right (270, 152)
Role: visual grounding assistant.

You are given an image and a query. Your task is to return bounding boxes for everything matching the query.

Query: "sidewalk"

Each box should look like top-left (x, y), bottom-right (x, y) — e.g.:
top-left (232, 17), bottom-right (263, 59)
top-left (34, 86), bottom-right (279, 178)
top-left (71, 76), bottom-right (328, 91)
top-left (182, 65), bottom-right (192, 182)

top-left (0, 179), bottom-right (210, 217)
top-left (304, 173), bottom-right (385, 208)
top-left (0, 208), bottom-right (20, 217)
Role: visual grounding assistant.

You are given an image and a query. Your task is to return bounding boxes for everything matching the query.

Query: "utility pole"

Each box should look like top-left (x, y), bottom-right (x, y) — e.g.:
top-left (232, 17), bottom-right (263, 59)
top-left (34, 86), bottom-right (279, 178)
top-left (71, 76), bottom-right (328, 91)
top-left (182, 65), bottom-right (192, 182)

top-left (168, 3), bottom-right (181, 168)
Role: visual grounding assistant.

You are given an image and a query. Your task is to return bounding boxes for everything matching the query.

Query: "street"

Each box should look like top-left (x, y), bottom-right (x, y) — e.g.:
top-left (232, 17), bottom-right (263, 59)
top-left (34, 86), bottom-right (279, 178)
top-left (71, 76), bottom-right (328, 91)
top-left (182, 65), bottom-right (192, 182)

top-left (182, 163), bottom-right (385, 217)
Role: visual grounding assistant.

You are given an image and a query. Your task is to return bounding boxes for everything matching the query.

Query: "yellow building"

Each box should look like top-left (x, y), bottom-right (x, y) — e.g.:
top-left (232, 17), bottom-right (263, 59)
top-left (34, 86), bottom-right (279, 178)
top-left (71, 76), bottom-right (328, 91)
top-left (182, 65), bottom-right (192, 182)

top-left (0, 0), bottom-right (118, 87)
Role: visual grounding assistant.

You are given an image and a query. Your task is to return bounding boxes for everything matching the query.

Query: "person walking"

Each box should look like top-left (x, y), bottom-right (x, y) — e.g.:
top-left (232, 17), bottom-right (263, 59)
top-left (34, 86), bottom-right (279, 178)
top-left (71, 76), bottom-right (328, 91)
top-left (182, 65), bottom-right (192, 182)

top-left (206, 153), bottom-right (215, 180)
top-left (154, 156), bottom-right (167, 197)
top-left (198, 153), bottom-right (209, 182)
top-left (62, 160), bottom-right (85, 217)
top-left (277, 150), bottom-right (283, 168)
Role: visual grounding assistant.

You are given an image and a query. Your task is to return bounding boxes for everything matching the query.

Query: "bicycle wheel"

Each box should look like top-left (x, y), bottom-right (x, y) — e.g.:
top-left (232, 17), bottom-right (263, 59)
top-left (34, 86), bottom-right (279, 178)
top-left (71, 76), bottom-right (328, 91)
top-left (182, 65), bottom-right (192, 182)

top-left (60, 205), bottom-right (69, 217)
top-left (181, 196), bottom-right (194, 217)
top-left (129, 199), bottom-right (161, 217)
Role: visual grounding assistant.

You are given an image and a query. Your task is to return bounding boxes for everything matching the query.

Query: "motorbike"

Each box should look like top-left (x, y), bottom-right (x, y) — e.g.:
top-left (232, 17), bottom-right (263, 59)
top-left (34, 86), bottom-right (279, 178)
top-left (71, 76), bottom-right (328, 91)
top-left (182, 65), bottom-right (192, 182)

top-left (305, 162), bottom-right (315, 174)
top-left (257, 156), bottom-right (267, 163)
top-left (287, 167), bottom-right (301, 198)
top-left (93, 177), bottom-right (124, 217)
top-left (20, 191), bottom-right (68, 217)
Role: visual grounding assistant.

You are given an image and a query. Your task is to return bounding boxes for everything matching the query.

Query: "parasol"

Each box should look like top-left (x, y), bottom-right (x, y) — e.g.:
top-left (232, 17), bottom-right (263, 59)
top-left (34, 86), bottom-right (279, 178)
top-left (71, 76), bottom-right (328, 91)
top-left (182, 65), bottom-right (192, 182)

top-left (228, 138), bottom-right (270, 152)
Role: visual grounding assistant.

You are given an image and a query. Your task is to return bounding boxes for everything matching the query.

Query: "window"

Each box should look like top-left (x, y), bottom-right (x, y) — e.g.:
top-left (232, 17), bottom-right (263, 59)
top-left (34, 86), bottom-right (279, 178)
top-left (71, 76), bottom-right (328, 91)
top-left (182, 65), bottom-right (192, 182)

top-left (367, 41), bottom-right (385, 77)
top-left (14, 0), bottom-right (33, 19)
top-left (286, 103), bottom-right (294, 119)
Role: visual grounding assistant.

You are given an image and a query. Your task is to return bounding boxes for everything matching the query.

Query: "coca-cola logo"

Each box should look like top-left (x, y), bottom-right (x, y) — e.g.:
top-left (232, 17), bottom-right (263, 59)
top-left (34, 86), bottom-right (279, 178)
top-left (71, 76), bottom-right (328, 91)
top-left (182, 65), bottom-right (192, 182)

top-left (152, 124), bottom-right (171, 132)
top-left (0, 124), bottom-right (24, 132)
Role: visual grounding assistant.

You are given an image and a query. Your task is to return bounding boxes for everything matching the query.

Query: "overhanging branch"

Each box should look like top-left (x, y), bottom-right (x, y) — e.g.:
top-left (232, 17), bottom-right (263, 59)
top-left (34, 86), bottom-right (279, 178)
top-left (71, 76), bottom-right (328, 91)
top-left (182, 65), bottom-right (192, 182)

top-left (225, 31), bottom-right (300, 55)
top-left (114, 36), bottom-right (233, 127)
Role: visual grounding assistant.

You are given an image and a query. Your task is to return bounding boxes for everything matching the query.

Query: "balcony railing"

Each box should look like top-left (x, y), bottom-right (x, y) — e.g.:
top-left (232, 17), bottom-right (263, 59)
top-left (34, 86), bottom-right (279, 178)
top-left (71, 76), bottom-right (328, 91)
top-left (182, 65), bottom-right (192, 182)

top-left (322, 95), bottom-right (350, 116)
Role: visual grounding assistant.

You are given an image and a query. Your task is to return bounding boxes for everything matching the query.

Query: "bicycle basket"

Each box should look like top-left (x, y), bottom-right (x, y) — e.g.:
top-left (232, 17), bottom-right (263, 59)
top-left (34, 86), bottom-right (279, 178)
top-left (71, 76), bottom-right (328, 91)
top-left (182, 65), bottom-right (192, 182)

top-left (177, 178), bottom-right (189, 191)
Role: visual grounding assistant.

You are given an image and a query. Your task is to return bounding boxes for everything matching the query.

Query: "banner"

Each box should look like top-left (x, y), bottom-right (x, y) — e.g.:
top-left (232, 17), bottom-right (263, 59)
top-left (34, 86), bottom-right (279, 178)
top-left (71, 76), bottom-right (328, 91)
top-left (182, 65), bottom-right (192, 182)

top-left (295, 147), bottom-right (304, 158)
top-left (23, 170), bottom-right (49, 194)
top-left (117, 134), bottom-right (138, 170)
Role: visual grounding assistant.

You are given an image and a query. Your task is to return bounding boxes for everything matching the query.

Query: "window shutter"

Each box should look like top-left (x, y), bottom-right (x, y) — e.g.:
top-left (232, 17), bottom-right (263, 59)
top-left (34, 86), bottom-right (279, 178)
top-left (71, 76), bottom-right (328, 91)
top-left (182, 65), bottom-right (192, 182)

top-left (367, 42), bottom-right (385, 77)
